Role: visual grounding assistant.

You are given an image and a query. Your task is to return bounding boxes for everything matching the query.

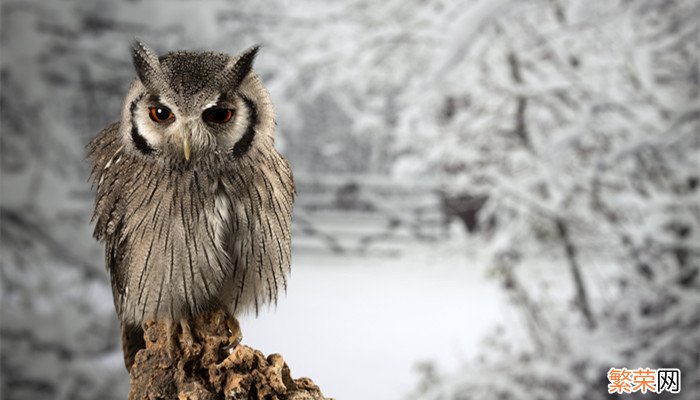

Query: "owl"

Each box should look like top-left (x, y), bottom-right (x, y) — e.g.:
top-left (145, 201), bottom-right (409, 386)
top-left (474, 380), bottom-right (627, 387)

top-left (87, 41), bottom-right (295, 371)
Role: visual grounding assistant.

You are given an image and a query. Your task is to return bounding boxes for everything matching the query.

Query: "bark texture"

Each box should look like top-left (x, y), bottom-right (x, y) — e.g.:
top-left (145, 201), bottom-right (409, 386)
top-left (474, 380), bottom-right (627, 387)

top-left (128, 309), bottom-right (327, 400)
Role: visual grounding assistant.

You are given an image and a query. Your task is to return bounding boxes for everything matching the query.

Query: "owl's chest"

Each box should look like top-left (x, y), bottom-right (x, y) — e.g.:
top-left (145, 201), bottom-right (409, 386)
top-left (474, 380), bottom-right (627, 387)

top-left (126, 173), bottom-right (246, 255)
top-left (117, 173), bottom-right (250, 321)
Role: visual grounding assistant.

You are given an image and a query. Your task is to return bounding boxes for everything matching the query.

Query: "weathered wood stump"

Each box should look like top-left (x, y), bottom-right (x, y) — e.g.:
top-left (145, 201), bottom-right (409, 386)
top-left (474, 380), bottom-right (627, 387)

top-left (128, 309), bottom-right (327, 400)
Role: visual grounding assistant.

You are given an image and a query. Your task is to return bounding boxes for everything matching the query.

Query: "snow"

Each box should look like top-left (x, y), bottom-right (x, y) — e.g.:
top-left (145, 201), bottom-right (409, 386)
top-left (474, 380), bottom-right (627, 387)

top-left (241, 238), bottom-right (506, 400)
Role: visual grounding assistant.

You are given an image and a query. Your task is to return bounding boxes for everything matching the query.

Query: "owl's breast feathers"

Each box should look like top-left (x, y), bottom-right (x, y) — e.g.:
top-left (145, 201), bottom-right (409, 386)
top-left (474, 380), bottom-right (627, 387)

top-left (87, 123), bottom-right (294, 325)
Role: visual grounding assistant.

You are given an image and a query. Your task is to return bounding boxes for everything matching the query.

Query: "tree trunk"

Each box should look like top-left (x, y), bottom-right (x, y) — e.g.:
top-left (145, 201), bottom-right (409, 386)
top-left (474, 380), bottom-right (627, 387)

top-left (555, 218), bottom-right (597, 330)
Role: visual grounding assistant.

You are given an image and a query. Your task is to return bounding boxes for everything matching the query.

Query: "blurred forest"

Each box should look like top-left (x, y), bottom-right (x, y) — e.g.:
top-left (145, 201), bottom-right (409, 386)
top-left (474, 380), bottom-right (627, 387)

top-left (1, 0), bottom-right (698, 399)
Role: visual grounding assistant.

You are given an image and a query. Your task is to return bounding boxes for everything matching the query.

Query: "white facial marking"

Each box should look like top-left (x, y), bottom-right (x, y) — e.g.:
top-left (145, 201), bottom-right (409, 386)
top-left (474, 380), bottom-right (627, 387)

top-left (202, 100), bottom-right (218, 109)
top-left (135, 102), bottom-right (164, 148)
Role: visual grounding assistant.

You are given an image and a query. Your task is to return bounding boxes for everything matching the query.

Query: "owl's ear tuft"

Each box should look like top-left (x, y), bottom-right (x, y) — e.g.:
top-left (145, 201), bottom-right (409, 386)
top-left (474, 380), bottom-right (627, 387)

top-left (224, 45), bottom-right (260, 91)
top-left (131, 39), bottom-right (165, 93)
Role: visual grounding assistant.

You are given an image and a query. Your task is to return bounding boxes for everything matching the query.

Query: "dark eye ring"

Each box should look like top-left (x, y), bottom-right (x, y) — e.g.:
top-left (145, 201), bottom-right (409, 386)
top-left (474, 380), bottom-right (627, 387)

top-left (148, 106), bottom-right (174, 123)
top-left (203, 108), bottom-right (234, 124)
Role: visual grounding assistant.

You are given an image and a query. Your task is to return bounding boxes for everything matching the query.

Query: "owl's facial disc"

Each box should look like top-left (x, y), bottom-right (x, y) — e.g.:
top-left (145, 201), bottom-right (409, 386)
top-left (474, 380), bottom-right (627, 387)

top-left (126, 41), bottom-right (264, 163)
top-left (134, 94), bottom-right (243, 163)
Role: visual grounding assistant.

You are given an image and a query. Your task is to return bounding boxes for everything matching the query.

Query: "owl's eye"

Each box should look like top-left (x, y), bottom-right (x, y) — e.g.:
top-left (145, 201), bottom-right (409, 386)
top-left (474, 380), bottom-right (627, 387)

top-left (203, 108), bottom-right (234, 124)
top-left (148, 106), bottom-right (174, 123)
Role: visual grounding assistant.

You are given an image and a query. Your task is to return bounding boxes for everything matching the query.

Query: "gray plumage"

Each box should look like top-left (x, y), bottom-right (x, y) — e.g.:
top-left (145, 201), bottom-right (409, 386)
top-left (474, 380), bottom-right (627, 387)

top-left (87, 41), bottom-right (295, 371)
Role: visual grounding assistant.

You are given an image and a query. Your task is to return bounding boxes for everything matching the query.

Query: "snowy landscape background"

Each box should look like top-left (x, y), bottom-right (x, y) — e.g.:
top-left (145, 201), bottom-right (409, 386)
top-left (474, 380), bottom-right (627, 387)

top-left (1, 0), bottom-right (699, 399)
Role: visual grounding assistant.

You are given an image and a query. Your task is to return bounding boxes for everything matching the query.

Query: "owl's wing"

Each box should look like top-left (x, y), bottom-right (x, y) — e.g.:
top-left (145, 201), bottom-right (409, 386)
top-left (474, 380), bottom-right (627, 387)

top-left (107, 232), bottom-right (143, 372)
top-left (87, 122), bottom-right (123, 240)
top-left (220, 153), bottom-right (296, 315)
top-left (86, 122), bottom-right (130, 316)
top-left (88, 123), bottom-right (145, 371)
top-left (105, 225), bottom-right (128, 316)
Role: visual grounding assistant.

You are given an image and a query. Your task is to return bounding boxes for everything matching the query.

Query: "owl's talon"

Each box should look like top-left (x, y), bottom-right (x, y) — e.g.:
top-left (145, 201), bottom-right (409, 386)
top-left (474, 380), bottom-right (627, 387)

top-left (222, 332), bottom-right (242, 354)
top-left (220, 314), bottom-right (242, 355)
top-left (180, 319), bottom-right (194, 347)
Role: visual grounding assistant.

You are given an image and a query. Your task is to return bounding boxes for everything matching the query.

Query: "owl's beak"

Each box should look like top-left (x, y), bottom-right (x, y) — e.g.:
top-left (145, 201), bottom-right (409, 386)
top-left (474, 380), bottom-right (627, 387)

top-left (183, 137), bottom-right (191, 161)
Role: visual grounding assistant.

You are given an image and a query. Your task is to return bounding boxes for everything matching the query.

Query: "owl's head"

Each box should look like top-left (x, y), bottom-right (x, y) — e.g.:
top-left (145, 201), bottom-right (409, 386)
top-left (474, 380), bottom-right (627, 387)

top-left (119, 40), bottom-right (274, 166)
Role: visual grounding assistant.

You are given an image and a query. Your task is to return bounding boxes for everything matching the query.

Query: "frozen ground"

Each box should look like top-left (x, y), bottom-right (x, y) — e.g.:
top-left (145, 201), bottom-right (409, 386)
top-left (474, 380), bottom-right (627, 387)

top-left (240, 237), bottom-right (507, 400)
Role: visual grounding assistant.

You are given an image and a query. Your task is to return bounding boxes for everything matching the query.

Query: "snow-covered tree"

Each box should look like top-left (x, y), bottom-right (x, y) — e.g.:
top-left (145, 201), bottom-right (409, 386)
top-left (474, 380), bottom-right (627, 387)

top-left (394, 0), bottom-right (700, 398)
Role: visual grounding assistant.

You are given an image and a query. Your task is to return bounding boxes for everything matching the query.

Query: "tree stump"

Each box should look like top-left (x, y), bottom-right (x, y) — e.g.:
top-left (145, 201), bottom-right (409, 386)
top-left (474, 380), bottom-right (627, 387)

top-left (128, 309), bottom-right (327, 400)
